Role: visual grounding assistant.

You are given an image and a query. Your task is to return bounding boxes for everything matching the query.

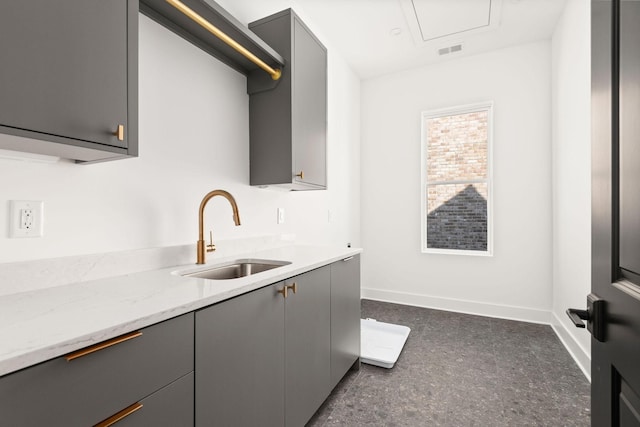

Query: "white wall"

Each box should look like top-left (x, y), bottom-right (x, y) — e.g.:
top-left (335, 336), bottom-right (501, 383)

top-left (360, 42), bottom-right (553, 322)
top-left (0, 12), bottom-right (361, 264)
top-left (550, 0), bottom-right (592, 379)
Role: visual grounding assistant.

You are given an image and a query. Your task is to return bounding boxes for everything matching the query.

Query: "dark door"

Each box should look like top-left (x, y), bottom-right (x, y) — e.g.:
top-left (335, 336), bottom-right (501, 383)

top-left (0, 0), bottom-right (129, 148)
top-left (591, 0), bottom-right (640, 425)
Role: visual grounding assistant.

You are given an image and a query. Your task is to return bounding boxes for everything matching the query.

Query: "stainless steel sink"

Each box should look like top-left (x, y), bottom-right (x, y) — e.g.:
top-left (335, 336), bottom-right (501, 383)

top-left (180, 259), bottom-right (291, 280)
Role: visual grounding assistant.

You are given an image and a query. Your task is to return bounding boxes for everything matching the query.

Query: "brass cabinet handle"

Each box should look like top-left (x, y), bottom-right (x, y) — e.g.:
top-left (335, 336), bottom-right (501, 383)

top-left (277, 285), bottom-right (288, 299)
top-left (287, 282), bottom-right (298, 294)
top-left (295, 170), bottom-right (304, 180)
top-left (95, 402), bottom-right (143, 427)
top-left (65, 331), bottom-right (143, 361)
top-left (114, 124), bottom-right (124, 141)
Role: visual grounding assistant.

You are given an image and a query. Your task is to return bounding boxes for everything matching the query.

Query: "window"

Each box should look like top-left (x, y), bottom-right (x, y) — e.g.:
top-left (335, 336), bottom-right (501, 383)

top-left (421, 102), bottom-right (493, 255)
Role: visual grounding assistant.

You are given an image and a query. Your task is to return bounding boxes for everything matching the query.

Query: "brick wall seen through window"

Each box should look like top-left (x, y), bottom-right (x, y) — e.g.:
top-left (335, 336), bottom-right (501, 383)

top-left (421, 103), bottom-right (492, 254)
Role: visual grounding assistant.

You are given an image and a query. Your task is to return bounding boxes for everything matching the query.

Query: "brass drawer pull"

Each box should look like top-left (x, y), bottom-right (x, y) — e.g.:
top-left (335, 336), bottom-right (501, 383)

top-left (295, 170), bottom-right (304, 180)
top-left (114, 124), bottom-right (124, 141)
top-left (95, 402), bottom-right (143, 427)
top-left (65, 331), bottom-right (143, 361)
top-left (278, 285), bottom-right (288, 299)
top-left (287, 282), bottom-right (298, 294)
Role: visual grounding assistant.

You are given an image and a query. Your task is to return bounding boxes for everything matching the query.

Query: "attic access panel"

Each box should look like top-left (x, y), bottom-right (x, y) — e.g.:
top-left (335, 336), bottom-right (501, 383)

top-left (400, 0), bottom-right (503, 45)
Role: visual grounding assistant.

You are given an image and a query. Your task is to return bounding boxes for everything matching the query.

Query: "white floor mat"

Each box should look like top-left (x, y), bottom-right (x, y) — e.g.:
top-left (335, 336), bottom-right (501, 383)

top-left (360, 318), bottom-right (411, 369)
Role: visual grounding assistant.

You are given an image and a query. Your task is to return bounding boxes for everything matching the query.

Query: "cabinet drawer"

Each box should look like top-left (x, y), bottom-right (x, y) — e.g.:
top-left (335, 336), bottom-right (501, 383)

top-left (0, 313), bottom-right (194, 427)
top-left (102, 372), bottom-right (194, 427)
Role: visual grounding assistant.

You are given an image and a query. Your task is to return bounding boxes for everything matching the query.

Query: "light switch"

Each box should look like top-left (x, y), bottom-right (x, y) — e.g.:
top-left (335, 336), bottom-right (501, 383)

top-left (277, 208), bottom-right (285, 224)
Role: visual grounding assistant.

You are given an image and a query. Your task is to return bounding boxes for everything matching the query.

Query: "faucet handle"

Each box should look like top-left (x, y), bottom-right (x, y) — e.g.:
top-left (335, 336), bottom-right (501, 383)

top-left (206, 230), bottom-right (216, 252)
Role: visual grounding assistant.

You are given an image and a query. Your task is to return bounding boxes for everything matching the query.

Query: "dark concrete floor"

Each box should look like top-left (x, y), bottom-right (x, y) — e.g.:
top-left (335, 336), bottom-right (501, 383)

top-left (308, 299), bottom-right (591, 427)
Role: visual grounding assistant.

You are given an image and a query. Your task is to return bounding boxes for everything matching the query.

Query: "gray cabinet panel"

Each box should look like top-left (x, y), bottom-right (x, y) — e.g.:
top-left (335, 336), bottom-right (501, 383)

top-left (195, 283), bottom-right (285, 427)
top-left (285, 266), bottom-right (331, 427)
top-left (249, 12), bottom-right (293, 187)
top-left (330, 255), bottom-right (361, 388)
top-left (115, 372), bottom-right (194, 427)
top-left (0, 313), bottom-right (194, 427)
top-left (292, 19), bottom-right (327, 188)
top-left (0, 0), bottom-right (138, 162)
top-left (249, 9), bottom-right (327, 190)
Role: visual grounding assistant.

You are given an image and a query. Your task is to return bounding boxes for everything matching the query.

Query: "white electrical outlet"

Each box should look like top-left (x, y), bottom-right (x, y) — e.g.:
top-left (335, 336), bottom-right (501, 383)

top-left (277, 208), bottom-right (285, 224)
top-left (9, 200), bottom-right (44, 238)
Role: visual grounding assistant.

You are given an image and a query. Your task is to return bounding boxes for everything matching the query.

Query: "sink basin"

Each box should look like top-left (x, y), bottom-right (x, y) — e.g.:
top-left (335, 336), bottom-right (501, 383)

top-left (180, 259), bottom-right (291, 280)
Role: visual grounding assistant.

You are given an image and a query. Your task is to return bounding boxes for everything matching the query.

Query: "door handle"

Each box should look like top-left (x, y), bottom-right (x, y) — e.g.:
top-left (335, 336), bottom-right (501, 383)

top-left (566, 308), bottom-right (588, 328)
top-left (566, 293), bottom-right (605, 342)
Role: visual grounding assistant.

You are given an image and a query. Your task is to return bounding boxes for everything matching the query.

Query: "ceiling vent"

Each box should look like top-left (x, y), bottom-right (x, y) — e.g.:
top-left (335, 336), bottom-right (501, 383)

top-left (438, 43), bottom-right (463, 56)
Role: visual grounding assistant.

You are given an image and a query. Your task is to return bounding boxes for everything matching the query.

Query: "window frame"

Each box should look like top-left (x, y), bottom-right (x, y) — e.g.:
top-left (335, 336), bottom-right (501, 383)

top-left (420, 101), bottom-right (494, 256)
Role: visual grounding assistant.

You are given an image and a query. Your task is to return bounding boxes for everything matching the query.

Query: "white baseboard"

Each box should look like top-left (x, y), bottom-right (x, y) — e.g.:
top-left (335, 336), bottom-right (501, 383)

top-left (361, 287), bottom-right (551, 324)
top-left (361, 287), bottom-right (591, 381)
top-left (550, 311), bottom-right (591, 381)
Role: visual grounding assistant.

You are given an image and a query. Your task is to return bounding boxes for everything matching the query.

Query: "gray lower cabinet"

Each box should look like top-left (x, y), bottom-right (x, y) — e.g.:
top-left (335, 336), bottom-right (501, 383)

top-left (249, 9), bottom-right (327, 190)
top-left (195, 281), bottom-right (286, 426)
top-left (0, 313), bottom-right (194, 427)
top-left (330, 255), bottom-right (361, 389)
top-left (0, 0), bottom-right (138, 163)
top-left (196, 266), bottom-right (333, 427)
top-left (0, 258), bottom-right (359, 426)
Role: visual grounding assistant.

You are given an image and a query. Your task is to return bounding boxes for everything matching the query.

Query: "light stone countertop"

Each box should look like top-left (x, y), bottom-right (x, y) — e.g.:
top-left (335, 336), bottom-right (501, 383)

top-left (0, 244), bottom-right (362, 377)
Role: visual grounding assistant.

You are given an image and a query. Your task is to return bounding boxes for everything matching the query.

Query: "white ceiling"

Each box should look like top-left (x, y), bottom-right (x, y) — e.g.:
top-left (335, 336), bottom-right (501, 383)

top-left (218, 0), bottom-right (568, 80)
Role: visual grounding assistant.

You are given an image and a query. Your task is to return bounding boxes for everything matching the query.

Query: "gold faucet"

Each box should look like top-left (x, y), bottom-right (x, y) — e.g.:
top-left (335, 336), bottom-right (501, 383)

top-left (197, 190), bottom-right (241, 264)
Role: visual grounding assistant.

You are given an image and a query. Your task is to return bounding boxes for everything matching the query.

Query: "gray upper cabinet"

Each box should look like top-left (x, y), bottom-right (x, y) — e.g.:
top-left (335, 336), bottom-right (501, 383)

top-left (0, 0), bottom-right (138, 163)
top-left (249, 9), bottom-right (327, 190)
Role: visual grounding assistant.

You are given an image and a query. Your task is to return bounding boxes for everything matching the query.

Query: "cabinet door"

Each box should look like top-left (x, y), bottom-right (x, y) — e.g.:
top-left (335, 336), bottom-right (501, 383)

top-left (292, 17), bottom-right (327, 188)
top-left (249, 9), bottom-right (326, 190)
top-left (285, 266), bottom-right (331, 427)
top-left (0, 0), bottom-right (131, 148)
top-left (330, 255), bottom-right (361, 388)
top-left (195, 282), bottom-right (285, 427)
